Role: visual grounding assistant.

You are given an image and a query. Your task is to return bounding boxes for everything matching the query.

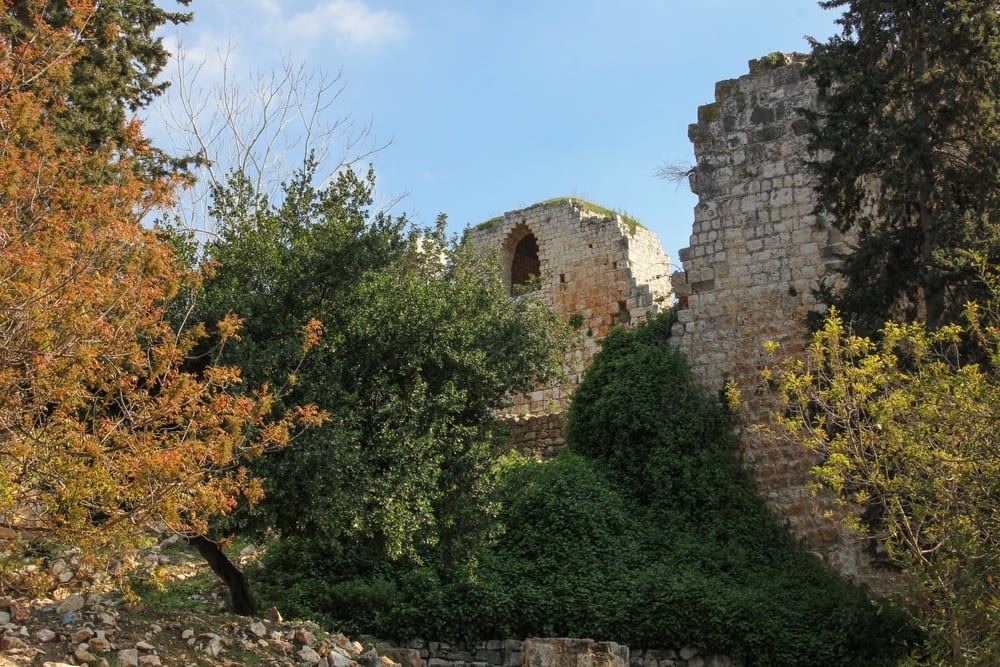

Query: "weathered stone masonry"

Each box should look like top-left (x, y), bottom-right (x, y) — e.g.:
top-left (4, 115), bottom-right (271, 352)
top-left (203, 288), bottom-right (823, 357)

top-left (464, 199), bottom-right (671, 455)
top-left (669, 53), bottom-right (877, 586)
top-left (384, 637), bottom-right (738, 667)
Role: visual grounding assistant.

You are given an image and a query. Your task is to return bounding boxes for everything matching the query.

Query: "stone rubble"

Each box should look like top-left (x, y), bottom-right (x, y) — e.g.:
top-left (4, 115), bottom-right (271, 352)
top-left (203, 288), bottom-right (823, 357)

top-left (380, 638), bottom-right (739, 667)
top-left (0, 591), bottom-right (409, 667)
top-left (2, 574), bottom-right (741, 667)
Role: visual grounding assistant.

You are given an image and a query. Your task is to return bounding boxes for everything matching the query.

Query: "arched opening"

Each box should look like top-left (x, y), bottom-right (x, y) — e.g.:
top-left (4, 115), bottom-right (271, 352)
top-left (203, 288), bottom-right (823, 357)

top-left (511, 233), bottom-right (541, 291)
top-left (502, 222), bottom-right (543, 296)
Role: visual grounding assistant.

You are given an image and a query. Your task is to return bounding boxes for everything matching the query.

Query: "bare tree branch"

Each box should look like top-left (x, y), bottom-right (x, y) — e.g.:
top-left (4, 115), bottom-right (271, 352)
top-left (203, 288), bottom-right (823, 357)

top-left (654, 159), bottom-right (697, 186)
top-left (155, 43), bottom-right (391, 235)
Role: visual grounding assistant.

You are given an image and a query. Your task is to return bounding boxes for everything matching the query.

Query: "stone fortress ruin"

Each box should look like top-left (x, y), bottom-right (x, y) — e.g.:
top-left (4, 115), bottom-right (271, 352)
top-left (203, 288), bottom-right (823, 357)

top-left (463, 198), bottom-right (672, 456)
top-left (466, 53), bottom-right (880, 587)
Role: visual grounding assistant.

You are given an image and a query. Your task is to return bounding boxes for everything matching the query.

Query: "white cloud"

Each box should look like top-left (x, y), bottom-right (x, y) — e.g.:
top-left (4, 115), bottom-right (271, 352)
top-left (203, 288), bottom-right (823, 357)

top-left (250, 0), bottom-right (281, 16)
top-left (283, 0), bottom-right (408, 49)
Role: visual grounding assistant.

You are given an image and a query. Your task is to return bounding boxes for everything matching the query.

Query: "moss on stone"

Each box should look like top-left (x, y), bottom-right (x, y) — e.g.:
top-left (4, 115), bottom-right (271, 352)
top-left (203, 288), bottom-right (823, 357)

top-left (714, 78), bottom-right (740, 100)
top-left (697, 102), bottom-right (721, 123)
top-left (573, 199), bottom-right (645, 234)
top-left (474, 215), bottom-right (503, 231)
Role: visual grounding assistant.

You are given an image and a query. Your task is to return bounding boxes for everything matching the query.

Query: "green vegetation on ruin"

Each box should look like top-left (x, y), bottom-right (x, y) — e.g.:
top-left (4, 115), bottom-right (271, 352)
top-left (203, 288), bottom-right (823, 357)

top-left (472, 197), bottom-right (646, 236)
top-left (255, 313), bottom-right (917, 665)
top-left (543, 196), bottom-right (646, 234)
top-left (757, 51), bottom-right (787, 69)
top-left (473, 215), bottom-right (504, 231)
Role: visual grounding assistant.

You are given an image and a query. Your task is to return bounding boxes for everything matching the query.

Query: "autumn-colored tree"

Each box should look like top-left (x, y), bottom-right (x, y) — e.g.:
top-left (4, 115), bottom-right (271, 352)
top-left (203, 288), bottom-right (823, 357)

top-left (0, 0), bottom-right (324, 601)
top-left (2, 0), bottom-right (192, 168)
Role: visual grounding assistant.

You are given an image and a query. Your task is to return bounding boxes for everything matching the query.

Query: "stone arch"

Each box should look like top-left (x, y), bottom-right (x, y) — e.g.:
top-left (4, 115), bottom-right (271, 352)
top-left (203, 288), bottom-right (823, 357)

top-left (504, 222), bottom-right (542, 294)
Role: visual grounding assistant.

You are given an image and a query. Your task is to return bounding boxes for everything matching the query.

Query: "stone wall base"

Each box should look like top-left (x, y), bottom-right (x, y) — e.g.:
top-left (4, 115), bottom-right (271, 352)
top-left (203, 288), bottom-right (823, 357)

top-left (384, 639), bottom-right (738, 667)
top-left (501, 412), bottom-right (568, 459)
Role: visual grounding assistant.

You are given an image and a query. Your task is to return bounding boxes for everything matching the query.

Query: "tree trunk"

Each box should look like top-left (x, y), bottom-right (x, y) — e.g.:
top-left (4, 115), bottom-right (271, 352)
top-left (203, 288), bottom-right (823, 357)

top-left (186, 535), bottom-right (257, 616)
top-left (918, 190), bottom-right (944, 328)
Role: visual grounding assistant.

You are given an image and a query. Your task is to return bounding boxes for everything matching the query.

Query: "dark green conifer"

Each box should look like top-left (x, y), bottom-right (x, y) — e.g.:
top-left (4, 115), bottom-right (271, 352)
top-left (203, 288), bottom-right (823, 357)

top-left (807, 0), bottom-right (1000, 332)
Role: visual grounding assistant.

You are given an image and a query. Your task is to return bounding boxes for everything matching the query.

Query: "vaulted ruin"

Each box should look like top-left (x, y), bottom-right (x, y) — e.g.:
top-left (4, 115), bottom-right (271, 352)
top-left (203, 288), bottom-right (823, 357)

top-left (464, 198), bottom-right (672, 455)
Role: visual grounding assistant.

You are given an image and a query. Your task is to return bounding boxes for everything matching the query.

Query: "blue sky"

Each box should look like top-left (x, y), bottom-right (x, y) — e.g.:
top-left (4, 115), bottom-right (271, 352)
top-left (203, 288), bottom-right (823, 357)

top-left (147, 1), bottom-right (842, 265)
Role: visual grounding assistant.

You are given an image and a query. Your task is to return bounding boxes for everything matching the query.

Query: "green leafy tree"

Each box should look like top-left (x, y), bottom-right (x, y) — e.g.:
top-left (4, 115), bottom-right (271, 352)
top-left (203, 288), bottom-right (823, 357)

top-left (768, 308), bottom-right (1000, 664)
top-left (189, 162), bottom-right (568, 606)
top-left (806, 0), bottom-right (1000, 332)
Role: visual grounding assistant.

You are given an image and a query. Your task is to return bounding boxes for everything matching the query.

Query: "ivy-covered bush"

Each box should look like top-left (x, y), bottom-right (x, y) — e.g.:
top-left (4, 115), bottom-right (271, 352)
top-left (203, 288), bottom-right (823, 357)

top-left (487, 452), bottom-right (641, 641)
top-left (256, 313), bottom-right (918, 665)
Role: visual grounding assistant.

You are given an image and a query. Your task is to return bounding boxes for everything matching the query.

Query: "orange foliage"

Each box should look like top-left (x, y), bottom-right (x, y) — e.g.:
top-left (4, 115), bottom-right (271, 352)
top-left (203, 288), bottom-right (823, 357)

top-left (0, 1), bottom-right (326, 578)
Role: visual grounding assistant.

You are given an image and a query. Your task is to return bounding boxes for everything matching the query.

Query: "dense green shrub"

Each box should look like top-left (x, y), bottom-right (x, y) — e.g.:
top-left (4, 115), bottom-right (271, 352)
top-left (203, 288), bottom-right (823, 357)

top-left (487, 452), bottom-right (641, 641)
top-left (257, 313), bottom-right (918, 665)
top-left (566, 311), bottom-right (729, 500)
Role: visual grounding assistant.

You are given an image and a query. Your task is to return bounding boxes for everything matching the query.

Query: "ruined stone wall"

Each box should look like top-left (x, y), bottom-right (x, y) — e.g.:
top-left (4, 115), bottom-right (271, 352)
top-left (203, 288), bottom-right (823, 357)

top-left (669, 53), bottom-right (878, 586)
top-left (464, 199), bottom-right (670, 457)
top-left (462, 56), bottom-right (889, 587)
top-left (503, 412), bottom-right (567, 460)
top-left (384, 638), bottom-right (738, 667)
top-left (464, 199), bottom-right (671, 454)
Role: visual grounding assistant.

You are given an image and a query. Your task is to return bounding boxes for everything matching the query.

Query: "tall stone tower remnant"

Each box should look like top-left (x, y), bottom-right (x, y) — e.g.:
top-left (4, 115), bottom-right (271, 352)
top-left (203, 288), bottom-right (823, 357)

top-left (669, 53), bottom-right (881, 585)
top-left (464, 197), bottom-right (671, 456)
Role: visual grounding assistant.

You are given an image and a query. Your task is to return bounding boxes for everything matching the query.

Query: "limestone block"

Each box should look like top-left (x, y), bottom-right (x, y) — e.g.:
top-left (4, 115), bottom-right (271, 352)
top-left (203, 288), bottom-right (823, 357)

top-left (383, 648), bottom-right (423, 667)
top-left (520, 639), bottom-right (628, 667)
top-left (118, 649), bottom-right (140, 667)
